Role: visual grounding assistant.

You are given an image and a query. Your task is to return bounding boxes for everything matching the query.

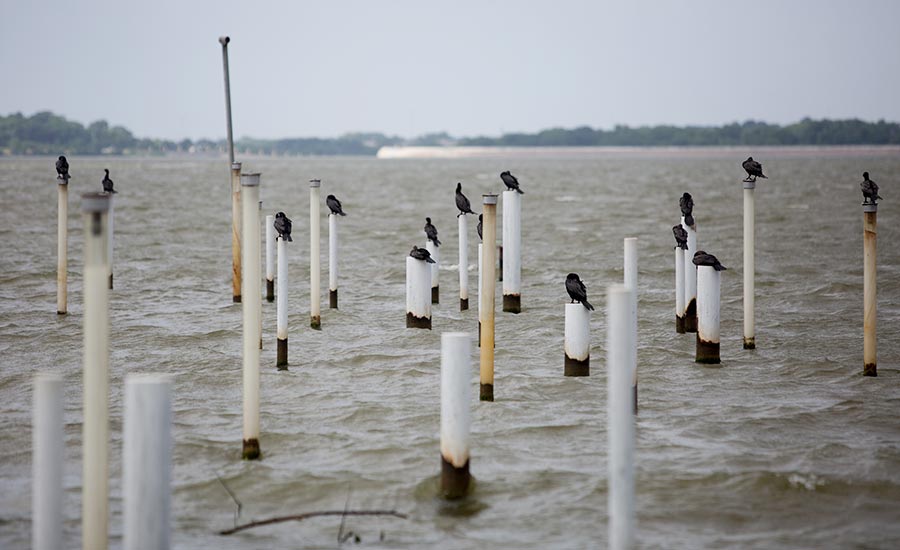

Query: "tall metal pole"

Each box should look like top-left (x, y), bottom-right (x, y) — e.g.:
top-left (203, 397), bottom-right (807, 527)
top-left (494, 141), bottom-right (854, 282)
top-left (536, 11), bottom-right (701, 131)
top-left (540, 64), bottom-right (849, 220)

top-left (743, 181), bottom-right (756, 349)
top-left (219, 36), bottom-right (234, 165)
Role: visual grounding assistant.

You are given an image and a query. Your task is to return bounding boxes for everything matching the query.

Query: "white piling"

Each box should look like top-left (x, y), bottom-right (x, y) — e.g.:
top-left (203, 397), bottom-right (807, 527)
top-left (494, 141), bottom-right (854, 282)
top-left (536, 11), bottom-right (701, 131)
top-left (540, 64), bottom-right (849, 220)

top-left (696, 265), bottom-right (721, 364)
top-left (480, 195), bottom-right (498, 400)
top-left (675, 247), bottom-right (685, 333)
top-left (440, 332), bottom-right (472, 499)
top-left (265, 214), bottom-right (275, 302)
top-left (231, 162), bottom-right (242, 302)
top-left (743, 181), bottom-right (755, 349)
top-left (624, 237), bottom-right (638, 414)
top-left (241, 174), bottom-right (261, 459)
top-left (81, 192), bottom-right (111, 550)
top-left (501, 190), bottom-right (521, 313)
top-left (863, 203), bottom-right (877, 376)
top-left (458, 215), bottom-right (469, 310)
top-left (107, 194), bottom-right (114, 290)
top-left (564, 304), bottom-right (590, 376)
top-left (683, 216), bottom-right (697, 332)
top-left (258, 201), bottom-right (263, 349)
top-left (276, 236), bottom-right (288, 368)
top-left (406, 256), bottom-right (432, 329)
top-left (427, 240), bottom-right (440, 304)
top-left (477, 243), bottom-right (483, 346)
top-left (32, 373), bottom-right (63, 550)
top-left (329, 213), bottom-right (339, 308)
top-left (57, 180), bottom-right (68, 314)
top-left (310, 180), bottom-right (321, 329)
top-left (123, 375), bottom-right (172, 550)
top-left (607, 284), bottom-right (635, 550)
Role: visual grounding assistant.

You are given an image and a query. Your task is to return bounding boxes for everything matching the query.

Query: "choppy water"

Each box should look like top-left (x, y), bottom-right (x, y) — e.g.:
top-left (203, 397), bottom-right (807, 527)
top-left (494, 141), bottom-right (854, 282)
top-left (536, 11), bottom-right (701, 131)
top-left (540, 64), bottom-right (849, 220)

top-left (1, 150), bottom-right (899, 549)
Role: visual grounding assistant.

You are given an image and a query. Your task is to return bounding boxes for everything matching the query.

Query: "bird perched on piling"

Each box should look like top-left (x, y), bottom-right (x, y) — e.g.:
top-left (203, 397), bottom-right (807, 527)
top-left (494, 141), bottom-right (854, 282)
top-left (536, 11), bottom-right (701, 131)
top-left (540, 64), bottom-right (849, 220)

top-left (477, 214), bottom-right (483, 241)
top-left (500, 171), bottom-right (524, 194)
top-left (672, 224), bottom-right (688, 250)
top-left (742, 157), bottom-right (767, 182)
top-left (565, 273), bottom-right (594, 311)
top-left (455, 182), bottom-right (477, 217)
top-left (101, 169), bottom-right (117, 193)
top-left (860, 172), bottom-right (882, 205)
top-left (410, 245), bottom-right (436, 263)
top-left (692, 250), bottom-right (727, 271)
top-left (274, 212), bottom-right (293, 241)
top-left (424, 217), bottom-right (441, 246)
top-left (56, 156), bottom-right (69, 181)
top-left (326, 194), bottom-right (346, 216)
top-left (680, 193), bottom-right (694, 227)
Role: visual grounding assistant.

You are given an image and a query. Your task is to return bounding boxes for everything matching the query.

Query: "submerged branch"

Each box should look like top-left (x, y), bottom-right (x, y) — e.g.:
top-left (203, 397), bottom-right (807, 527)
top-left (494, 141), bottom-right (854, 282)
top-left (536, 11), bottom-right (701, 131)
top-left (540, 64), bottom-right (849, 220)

top-left (219, 510), bottom-right (408, 536)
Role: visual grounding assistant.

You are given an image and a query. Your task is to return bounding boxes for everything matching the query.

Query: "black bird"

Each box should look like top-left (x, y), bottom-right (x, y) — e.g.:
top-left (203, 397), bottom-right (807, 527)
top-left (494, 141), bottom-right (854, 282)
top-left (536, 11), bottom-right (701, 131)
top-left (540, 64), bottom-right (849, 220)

top-left (410, 245), bottom-right (436, 263)
top-left (274, 211), bottom-right (293, 242)
top-left (500, 171), bottom-right (524, 194)
top-left (455, 182), bottom-right (476, 217)
top-left (680, 192), bottom-right (694, 227)
top-left (742, 157), bottom-right (767, 182)
top-left (672, 224), bottom-right (688, 250)
top-left (692, 250), bottom-right (726, 271)
top-left (101, 169), bottom-right (117, 193)
top-left (477, 214), bottom-right (483, 241)
top-left (326, 194), bottom-right (346, 216)
top-left (56, 156), bottom-right (69, 181)
top-left (860, 172), bottom-right (882, 205)
top-left (424, 217), bottom-right (441, 247)
top-left (565, 273), bottom-right (594, 311)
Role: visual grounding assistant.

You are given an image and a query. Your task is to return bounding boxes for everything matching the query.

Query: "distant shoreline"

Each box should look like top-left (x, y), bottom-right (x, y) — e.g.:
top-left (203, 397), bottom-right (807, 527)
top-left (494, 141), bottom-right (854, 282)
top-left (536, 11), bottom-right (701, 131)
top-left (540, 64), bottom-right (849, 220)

top-left (376, 145), bottom-right (900, 159)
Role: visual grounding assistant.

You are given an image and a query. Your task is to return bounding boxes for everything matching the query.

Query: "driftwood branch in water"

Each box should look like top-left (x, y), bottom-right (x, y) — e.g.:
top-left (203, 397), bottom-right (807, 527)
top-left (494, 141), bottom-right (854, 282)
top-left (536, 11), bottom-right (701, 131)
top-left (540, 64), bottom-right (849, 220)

top-left (218, 510), bottom-right (408, 536)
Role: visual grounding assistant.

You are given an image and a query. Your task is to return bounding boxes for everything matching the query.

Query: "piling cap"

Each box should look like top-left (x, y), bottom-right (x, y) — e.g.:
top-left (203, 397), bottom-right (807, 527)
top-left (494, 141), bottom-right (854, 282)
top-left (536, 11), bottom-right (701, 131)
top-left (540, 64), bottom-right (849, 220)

top-left (743, 180), bottom-right (756, 190)
top-left (309, 178), bottom-right (321, 188)
top-left (241, 173), bottom-right (261, 187)
top-left (482, 194), bottom-right (498, 205)
top-left (862, 203), bottom-right (877, 213)
top-left (219, 36), bottom-right (230, 45)
top-left (231, 161), bottom-right (242, 170)
top-left (81, 192), bottom-right (110, 213)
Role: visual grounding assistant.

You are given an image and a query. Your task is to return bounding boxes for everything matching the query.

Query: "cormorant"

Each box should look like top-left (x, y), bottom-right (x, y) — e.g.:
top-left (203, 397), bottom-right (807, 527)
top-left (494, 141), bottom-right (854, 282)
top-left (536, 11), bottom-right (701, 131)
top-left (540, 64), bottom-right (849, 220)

top-left (565, 273), bottom-right (594, 311)
top-left (455, 182), bottom-right (476, 217)
top-left (860, 172), bottom-right (882, 205)
top-left (56, 156), bottom-right (69, 181)
top-left (742, 157), bottom-right (767, 182)
top-left (102, 169), bottom-right (117, 193)
top-left (692, 250), bottom-right (727, 271)
top-left (424, 217), bottom-right (441, 246)
top-left (673, 224), bottom-right (688, 250)
top-left (680, 193), bottom-right (694, 227)
top-left (410, 245), bottom-right (436, 263)
top-left (500, 171), bottom-right (524, 194)
top-left (274, 211), bottom-right (293, 241)
top-left (326, 194), bottom-right (346, 216)
top-left (477, 214), bottom-right (483, 241)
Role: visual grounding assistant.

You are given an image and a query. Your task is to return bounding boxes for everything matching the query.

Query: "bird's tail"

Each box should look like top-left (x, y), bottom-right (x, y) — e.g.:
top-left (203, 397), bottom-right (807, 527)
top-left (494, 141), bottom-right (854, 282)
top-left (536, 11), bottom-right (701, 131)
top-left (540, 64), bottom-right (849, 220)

top-left (516, 188), bottom-right (524, 194)
top-left (582, 299), bottom-right (595, 311)
top-left (426, 257), bottom-right (436, 264)
top-left (286, 235), bottom-right (293, 242)
top-left (339, 211), bottom-right (346, 216)
top-left (435, 238), bottom-right (441, 246)
top-left (759, 174), bottom-right (768, 179)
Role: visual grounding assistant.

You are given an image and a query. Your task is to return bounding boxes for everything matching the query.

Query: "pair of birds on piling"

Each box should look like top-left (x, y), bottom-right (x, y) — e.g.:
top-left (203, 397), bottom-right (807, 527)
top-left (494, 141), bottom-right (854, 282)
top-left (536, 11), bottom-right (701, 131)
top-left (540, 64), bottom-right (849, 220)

top-left (673, 193), bottom-right (726, 269)
top-left (271, 194), bottom-right (347, 242)
top-left (56, 156), bottom-right (117, 194)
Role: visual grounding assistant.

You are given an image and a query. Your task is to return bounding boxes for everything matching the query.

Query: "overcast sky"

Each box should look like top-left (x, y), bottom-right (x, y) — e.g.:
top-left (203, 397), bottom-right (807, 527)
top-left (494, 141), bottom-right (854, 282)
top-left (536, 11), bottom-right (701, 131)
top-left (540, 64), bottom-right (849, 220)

top-left (2, 0), bottom-right (898, 140)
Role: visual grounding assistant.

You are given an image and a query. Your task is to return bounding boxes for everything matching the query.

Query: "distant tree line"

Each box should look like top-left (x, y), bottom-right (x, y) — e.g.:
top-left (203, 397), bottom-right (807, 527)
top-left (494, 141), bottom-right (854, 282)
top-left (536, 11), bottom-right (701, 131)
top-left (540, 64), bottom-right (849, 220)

top-left (1, 111), bottom-right (898, 157)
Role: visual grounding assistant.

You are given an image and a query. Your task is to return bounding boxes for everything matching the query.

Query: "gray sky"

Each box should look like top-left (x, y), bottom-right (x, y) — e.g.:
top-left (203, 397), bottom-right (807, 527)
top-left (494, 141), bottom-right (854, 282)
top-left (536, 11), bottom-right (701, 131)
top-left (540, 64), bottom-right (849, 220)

top-left (2, 0), bottom-right (899, 140)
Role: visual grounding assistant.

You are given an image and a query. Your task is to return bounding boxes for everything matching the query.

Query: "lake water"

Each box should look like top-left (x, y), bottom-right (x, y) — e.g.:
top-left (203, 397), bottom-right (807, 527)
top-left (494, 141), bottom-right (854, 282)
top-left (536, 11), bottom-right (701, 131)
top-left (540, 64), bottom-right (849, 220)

top-left (1, 149), bottom-right (899, 548)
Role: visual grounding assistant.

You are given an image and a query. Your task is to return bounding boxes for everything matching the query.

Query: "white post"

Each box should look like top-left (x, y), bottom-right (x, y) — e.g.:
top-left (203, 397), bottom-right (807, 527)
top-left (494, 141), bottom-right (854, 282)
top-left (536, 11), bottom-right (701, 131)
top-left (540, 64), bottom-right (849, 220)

top-left (458, 215), bottom-right (469, 310)
top-left (107, 194), bottom-right (114, 290)
top-left (696, 265), bottom-right (721, 364)
top-left (406, 256), bottom-right (432, 329)
top-left (426, 240), bottom-right (440, 304)
top-left (32, 373), bottom-right (63, 550)
top-left (743, 182), bottom-right (755, 349)
top-left (480, 195), bottom-right (498, 401)
top-left (276, 237), bottom-right (288, 368)
top-left (675, 247), bottom-right (685, 333)
top-left (231, 162), bottom-right (242, 303)
top-left (624, 237), bottom-right (638, 414)
top-left (241, 174), bottom-right (261, 459)
top-left (265, 214), bottom-right (275, 302)
top-left (81, 192), bottom-right (110, 550)
top-left (501, 190), bottom-right (521, 313)
top-left (683, 216), bottom-right (697, 332)
top-left (57, 181), bottom-right (68, 314)
top-left (123, 375), bottom-right (172, 550)
top-left (310, 180), bottom-right (321, 329)
top-left (477, 243), bottom-right (483, 346)
top-left (863, 204), bottom-right (877, 376)
top-left (258, 201), bottom-right (263, 349)
top-left (564, 303), bottom-right (590, 376)
top-left (440, 332), bottom-right (472, 499)
top-left (329, 213), bottom-right (338, 308)
top-left (607, 284), bottom-right (635, 550)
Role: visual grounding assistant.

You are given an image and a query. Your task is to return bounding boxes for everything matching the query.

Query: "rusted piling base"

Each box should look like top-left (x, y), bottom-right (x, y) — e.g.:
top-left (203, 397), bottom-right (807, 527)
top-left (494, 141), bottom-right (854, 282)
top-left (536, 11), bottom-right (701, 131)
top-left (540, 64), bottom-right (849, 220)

top-left (276, 338), bottom-right (287, 370)
top-left (684, 299), bottom-right (697, 332)
top-left (863, 363), bottom-right (877, 377)
top-left (242, 438), bottom-right (260, 460)
top-left (440, 456), bottom-right (471, 499)
top-left (564, 355), bottom-right (589, 377)
top-left (310, 316), bottom-right (321, 330)
top-left (266, 280), bottom-right (274, 302)
top-left (743, 336), bottom-right (755, 350)
top-left (460, 298), bottom-right (468, 311)
top-left (329, 289), bottom-right (338, 309)
top-left (233, 295), bottom-right (241, 303)
top-left (503, 294), bottom-right (521, 314)
top-left (695, 336), bottom-right (720, 364)
top-left (406, 312), bottom-right (431, 330)
top-left (432, 286), bottom-right (439, 304)
top-left (676, 315), bottom-right (685, 334)
top-left (108, 273), bottom-right (113, 290)
top-left (479, 383), bottom-right (493, 402)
